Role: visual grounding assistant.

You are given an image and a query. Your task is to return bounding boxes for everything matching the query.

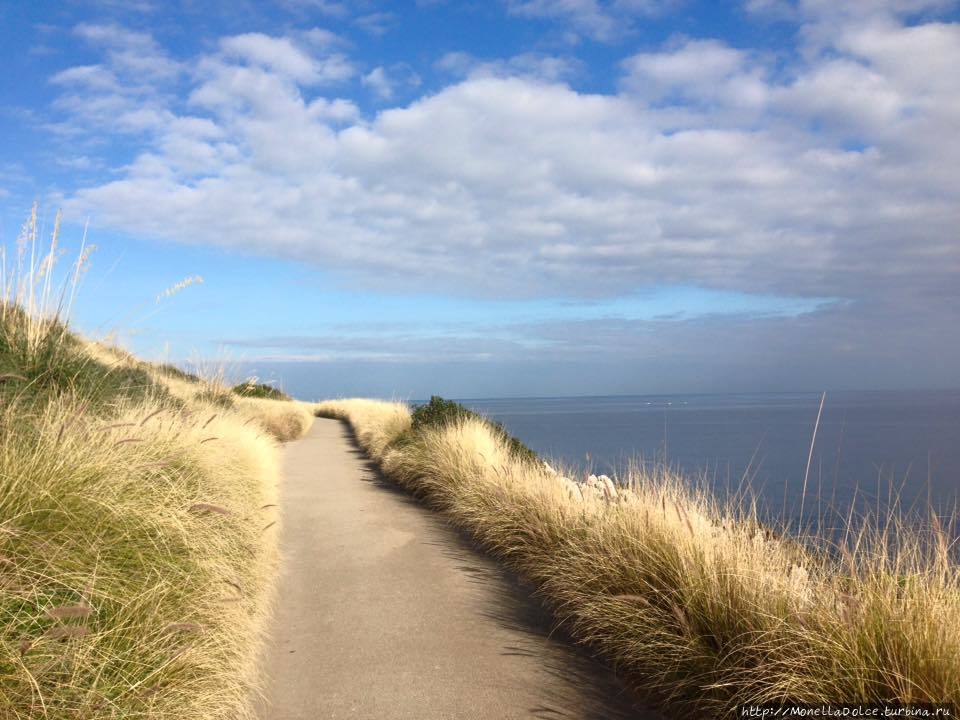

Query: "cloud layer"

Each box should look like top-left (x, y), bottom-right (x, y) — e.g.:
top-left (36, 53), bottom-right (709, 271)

top-left (50, 3), bottom-right (959, 314)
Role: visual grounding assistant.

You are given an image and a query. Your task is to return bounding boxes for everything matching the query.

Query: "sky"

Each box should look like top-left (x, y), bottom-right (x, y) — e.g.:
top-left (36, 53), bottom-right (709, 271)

top-left (1, 0), bottom-right (958, 399)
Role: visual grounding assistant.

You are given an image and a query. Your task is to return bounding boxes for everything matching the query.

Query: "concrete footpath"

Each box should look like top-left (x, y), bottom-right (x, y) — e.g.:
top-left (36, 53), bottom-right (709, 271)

top-left (254, 418), bottom-right (654, 720)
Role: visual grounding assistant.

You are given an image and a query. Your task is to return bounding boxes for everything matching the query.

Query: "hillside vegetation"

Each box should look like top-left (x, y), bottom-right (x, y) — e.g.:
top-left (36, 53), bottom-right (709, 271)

top-left (316, 397), bottom-right (960, 717)
top-left (0, 211), bottom-right (314, 719)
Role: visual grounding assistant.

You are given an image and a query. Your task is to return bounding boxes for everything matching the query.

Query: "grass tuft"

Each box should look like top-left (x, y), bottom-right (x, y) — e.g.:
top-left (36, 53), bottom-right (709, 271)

top-left (232, 380), bottom-right (290, 402)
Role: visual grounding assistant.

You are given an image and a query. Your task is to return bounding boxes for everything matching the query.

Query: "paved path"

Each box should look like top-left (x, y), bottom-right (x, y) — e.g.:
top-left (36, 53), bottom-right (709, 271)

top-left (254, 418), bottom-right (655, 720)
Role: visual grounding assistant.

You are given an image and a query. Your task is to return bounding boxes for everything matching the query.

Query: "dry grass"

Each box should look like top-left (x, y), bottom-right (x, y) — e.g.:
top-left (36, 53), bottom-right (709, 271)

top-left (84, 341), bottom-right (315, 442)
top-left (0, 397), bottom-right (281, 718)
top-left (317, 399), bottom-right (960, 716)
top-left (233, 397), bottom-right (316, 443)
top-left (316, 398), bottom-right (411, 457)
top-left (1, 208), bottom-right (313, 718)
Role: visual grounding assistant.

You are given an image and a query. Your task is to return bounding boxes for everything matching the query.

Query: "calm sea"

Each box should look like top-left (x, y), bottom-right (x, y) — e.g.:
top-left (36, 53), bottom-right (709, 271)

top-left (456, 390), bottom-right (960, 529)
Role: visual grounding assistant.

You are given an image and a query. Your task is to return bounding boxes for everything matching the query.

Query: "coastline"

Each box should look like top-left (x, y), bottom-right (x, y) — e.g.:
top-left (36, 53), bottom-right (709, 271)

top-left (317, 397), bottom-right (960, 716)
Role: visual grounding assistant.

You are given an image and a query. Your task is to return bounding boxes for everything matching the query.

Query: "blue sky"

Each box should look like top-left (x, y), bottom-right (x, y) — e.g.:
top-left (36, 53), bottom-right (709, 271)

top-left (1, 0), bottom-right (959, 398)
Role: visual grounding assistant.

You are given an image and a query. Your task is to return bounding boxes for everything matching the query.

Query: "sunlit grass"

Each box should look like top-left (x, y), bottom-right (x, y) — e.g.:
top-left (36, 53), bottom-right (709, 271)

top-left (0, 208), bottom-right (314, 718)
top-left (316, 398), bottom-right (960, 716)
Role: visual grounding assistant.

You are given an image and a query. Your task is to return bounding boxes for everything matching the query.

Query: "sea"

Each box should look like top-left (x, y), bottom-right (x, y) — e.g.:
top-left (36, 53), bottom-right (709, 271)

top-left (454, 390), bottom-right (960, 531)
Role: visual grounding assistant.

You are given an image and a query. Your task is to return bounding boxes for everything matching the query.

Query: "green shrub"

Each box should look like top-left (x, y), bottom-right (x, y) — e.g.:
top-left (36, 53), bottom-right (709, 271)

top-left (157, 363), bottom-right (201, 384)
top-left (409, 396), bottom-right (539, 464)
top-left (410, 395), bottom-right (472, 431)
top-left (195, 389), bottom-right (235, 408)
top-left (231, 380), bottom-right (290, 401)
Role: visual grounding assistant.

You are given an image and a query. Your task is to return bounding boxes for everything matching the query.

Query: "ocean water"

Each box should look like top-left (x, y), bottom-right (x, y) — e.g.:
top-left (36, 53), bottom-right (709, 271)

top-left (458, 390), bottom-right (960, 529)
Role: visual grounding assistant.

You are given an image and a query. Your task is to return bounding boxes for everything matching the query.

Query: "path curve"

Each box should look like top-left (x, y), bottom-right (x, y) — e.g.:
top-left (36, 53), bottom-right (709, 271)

top-left (254, 418), bottom-right (655, 720)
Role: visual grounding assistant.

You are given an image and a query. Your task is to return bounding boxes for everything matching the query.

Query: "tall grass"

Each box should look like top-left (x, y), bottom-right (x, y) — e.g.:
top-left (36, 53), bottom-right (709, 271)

top-left (0, 398), bottom-right (280, 718)
top-left (1, 208), bottom-right (314, 718)
top-left (316, 399), bottom-right (960, 716)
top-left (318, 398), bottom-right (411, 458)
top-left (1, 205), bottom-right (90, 383)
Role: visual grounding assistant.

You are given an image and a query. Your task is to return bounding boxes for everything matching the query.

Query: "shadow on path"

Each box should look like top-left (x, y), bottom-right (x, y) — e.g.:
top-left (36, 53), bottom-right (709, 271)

top-left (339, 423), bottom-right (658, 720)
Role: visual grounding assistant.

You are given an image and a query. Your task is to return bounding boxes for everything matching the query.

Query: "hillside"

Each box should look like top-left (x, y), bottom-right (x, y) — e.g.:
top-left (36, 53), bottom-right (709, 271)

top-left (0, 298), bottom-right (313, 718)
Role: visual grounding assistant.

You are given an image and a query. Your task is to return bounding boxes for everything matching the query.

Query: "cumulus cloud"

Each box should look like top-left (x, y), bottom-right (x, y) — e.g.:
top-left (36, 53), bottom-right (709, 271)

top-left (51, 8), bottom-right (960, 317)
top-left (48, 26), bottom-right (178, 139)
top-left (621, 39), bottom-right (769, 118)
top-left (50, 64), bottom-right (122, 93)
top-left (219, 33), bottom-right (354, 84)
top-left (73, 22), bottom-right (180, 80)
top-left (300, 27), bottom-right (347, 48)
top-left (360, 64), bottom-right (421, 101)
top-left (221, 34), bottom-right (322, 83)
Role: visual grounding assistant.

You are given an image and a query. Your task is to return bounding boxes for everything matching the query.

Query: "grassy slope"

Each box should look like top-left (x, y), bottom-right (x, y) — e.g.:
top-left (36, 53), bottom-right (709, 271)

top-left (317, 398), bottom-right (960, 717)
top-left (1, 306), bottom-right (314, 719)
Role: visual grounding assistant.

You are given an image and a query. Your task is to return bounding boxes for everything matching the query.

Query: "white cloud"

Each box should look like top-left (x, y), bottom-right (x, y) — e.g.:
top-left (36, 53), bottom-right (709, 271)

top-left (774, 59), bottom-right (905, 136)
top-left (800, 0), bottom-right (955, 20)
top-left (354, 12), bottom-right (395, 36)
top-left (56, 155), bottom-right (99, 170)
top-left (621, 39), bottom-right (769, 117)
top-left (220, 33), bottom-right (353, 85)
top-left (508, 0), bottom-right (618, 40)
top-left (47, 23), bottom-right (183, 143)
top-left (362, 67), bottom-right (393, 99)
top-left (301, 27), bottom-right (347, 48)
top-left (50, 64), bottom-right (122, 92)
top-left (359, 64), bottom-right (422, 102)
top-left (307, 97), bottom-right (361, 123)
top-left (74, 22), bottom-right (180, 80)
top-left (51, 13), bottom-right (960, 310)
top-left (624, 40), bottom-right (747, 88)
